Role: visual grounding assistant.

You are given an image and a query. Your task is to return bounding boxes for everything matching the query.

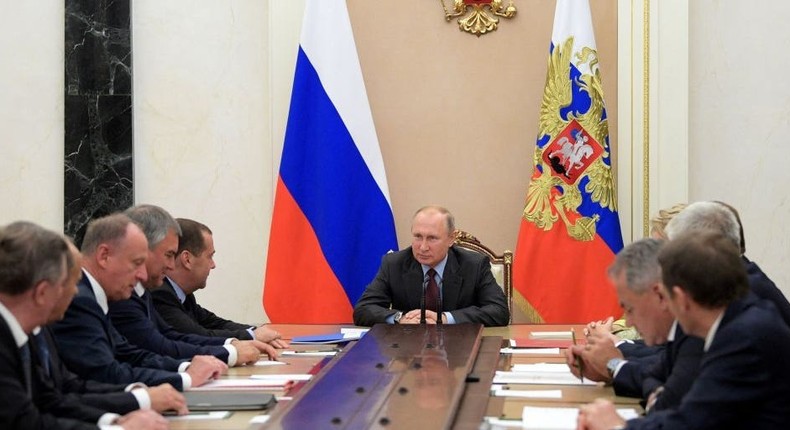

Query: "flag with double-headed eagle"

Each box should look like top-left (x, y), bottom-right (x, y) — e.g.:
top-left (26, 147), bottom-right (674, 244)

top-left (512, 0), bottom-right (623, 323)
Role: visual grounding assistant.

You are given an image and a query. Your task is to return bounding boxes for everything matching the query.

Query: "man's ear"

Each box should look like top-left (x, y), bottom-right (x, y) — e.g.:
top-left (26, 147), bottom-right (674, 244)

top-left (31, 280), bottom-right (53, 306)
top-left (671, 285), bottom-right (692, 312)
top-left (95, 243), bottom-right (111, 268)
top-left (178, 250), bottom-right (192, 270)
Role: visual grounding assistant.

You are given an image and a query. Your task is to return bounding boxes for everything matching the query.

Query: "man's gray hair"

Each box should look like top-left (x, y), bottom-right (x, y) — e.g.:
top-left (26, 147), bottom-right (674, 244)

top-left (664, 201), bottom-right (741, 250)
top-left (124, 204), bottom-right (181, 249)
top-left (607, 238), bottom-right (664, 294)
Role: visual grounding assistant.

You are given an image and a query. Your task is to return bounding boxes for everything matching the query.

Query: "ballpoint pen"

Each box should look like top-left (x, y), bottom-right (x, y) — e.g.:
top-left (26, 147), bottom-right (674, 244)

top-left (571, 328), bottom-right (584, 382)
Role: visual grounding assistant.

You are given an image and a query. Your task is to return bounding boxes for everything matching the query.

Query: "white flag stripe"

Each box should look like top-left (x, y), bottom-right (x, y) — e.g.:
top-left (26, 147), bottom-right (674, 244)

top-left (299, 0), bottom-right (391, 205)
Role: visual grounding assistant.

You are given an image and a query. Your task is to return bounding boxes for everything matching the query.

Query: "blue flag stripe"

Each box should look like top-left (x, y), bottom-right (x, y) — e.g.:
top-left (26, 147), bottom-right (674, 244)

top-left (280, 47), bottom-right (398, 304)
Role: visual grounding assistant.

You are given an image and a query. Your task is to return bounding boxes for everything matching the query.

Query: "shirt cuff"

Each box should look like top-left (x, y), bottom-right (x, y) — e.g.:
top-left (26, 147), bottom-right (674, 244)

top-left (124, 382), bottom-right (147, 392)
top-left (224, 338), bottom-right (237, 345)
top-left (98, 413), bottom-right (122, 426)
top-left (180, 372), bottom-right (192, 390)
top-left (612, 360), bottom-right (629, 378)
top-left (178, 362), bottom-right (190, 372)
top-left (385, 313), bottom-right (397, 324)
top-left (225, 344), bottom-right (238, 366)
top-left (444, 312), bottom-right (456, 324)
top-left (246, 328), bottom-right (256, 340)
top-left (130, 387), bottom-right (150, 410)
top-left (615, 339), bottom-right (633, 348)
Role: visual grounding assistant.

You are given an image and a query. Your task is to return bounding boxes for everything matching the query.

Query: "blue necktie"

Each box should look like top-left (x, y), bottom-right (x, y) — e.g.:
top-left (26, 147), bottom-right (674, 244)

top-left (20, 343), bottom-right (32, 397)
top-left (34, 333), bottom-right (51, 377)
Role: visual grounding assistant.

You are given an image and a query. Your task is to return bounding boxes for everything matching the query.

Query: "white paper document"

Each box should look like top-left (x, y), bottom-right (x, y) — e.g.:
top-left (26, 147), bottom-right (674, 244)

top-left (511, 363), bottom-right (572, 373)
top-left (522, 406), bottom-right (639, 429)
top-left (191, 378), bottom-right (292, 391)
top-left (254, 359), bottom-right (288, 366)
top-left (280, 350), bottom-right (338, 357)
top-left (492, 388), bottom-right (563, 399)
top-left (500, 347), bottom-right (561, 355)
top-left (340, 327), bottom-right (369, 339)
top-left (493, 371), bottom-right (597, 386)
top-left (249, 374), bottom-right (312, 381)
top-left (529, 331), bottom-right (572, 339)
top-left (167, 411), bottom-right (231, 421)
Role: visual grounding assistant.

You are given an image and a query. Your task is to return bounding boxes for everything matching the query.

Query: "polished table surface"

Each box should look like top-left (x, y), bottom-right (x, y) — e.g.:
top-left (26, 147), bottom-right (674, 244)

top-left (168, 324), bottom-right (641, 429)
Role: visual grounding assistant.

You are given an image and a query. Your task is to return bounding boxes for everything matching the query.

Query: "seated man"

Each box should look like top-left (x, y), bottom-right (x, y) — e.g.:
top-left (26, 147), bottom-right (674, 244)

top-left (0, 221), bottom-right (168, 429)
top-left (34, 239), bottom-right (186, 416)
top-left (151, 218), bottom-right (286, 346)
top-left (578, 232), bottom-right (790, 429)
top-left (566, 239), bottom-right (703, 412)
top-left (109, 205), bottom-right (276, 366)
top-left (51, 214), bottom-right (228, 391)
top-left (353, 205), bottom-right (509, 327)
top-left (666, 200), bottom-right (790, 327)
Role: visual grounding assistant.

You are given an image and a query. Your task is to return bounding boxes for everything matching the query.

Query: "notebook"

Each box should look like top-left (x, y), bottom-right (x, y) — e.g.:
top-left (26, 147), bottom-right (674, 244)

top-left (183, 392), bottom-right (277, 411)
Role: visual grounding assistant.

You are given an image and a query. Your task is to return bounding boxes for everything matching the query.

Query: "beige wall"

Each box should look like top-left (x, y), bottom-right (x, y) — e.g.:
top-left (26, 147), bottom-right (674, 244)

top-left (349, 1), bottom-right (618, 253)
top-left (3, 1), bottom-right (789, 324)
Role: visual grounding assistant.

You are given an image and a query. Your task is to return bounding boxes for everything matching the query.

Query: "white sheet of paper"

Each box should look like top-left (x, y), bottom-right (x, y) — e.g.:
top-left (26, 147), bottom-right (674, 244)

top-left (280, 350), bottom-right (338, 357)
top-left (249, 415), bottom-right (271, 424)
top-left (529, 331), bottom-right (572, 339)
top-left (191, 378), bottom-right (291, 391)
top-left (494, 371), bottom-right (597, 386)
top-left (511, 363), bottom-right (571, 373)
top-left (249, 374), bottom-right (312, 381)
top-left (500, 347), bottom-right (561, 355)
top-left (522, 406), bottom-right (639, 429)
top-left (483, 417), bottom-right (524, 428)
top-left (340, 327), bottom-right (369, 339)
top-left (254, 359), bottom-right (288, 366)
top-left (492, 389), bottom-right (563, 399)
top-left (167, 411), bottom-right (231, 421)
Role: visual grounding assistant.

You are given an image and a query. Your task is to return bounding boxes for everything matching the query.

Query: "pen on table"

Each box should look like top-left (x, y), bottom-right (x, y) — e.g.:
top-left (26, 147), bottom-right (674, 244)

top-left (571, 328), bottom-right (583, 382)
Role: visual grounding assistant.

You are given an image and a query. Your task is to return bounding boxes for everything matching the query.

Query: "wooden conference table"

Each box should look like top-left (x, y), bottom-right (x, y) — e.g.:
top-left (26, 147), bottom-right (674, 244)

top-left (168, 324), bottom-right (642, 430)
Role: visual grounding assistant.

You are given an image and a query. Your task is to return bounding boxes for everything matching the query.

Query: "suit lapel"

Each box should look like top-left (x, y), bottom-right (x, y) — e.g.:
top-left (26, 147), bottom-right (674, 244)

top-left (441, 249), bottom-right (462, 312)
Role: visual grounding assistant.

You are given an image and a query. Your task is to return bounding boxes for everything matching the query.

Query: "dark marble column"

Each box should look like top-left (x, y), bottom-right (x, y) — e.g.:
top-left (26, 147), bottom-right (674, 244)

top-left (64, 0), bottom-right (133, 245)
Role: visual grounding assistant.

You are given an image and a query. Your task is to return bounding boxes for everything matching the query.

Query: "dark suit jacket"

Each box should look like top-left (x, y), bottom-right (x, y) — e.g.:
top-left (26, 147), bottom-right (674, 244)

top-left (626, 294), bottom-right (790, 429)
top-left (151, 277), bottom-right (254, 340)
top-left (51, 272), bottom-right (188, 390)
top-left (352, 246), bottom-right (510, 326)
top-left (31, 327), bottom-right (139, 415)
top-left (744, 256), bottom-right (790, 327)
top-left (108, 288), bottom-right (230, 362)
top-left (0, 315), bottom-right (101, 429)
top-left (613, 325), bottom-right (704, 412)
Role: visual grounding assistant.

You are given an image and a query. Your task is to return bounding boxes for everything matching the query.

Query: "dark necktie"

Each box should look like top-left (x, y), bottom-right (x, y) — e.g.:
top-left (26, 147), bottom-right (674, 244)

top-left (425, 268), bottom-right (439, 313)
top-left (34, 333), bottom-right (51, 377)
top-left (20, 342), bottom-right (32, 397)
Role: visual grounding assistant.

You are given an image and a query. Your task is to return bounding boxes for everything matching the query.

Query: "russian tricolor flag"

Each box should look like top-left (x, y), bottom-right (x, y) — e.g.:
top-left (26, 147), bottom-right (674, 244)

top-left (263, 0), bottom-right (398, 323)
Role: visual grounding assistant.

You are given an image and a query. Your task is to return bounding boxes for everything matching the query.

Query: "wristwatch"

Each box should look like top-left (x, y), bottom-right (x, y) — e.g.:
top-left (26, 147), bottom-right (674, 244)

top-left (606, 357), bottom-right (625, 378)
top-left (393, 311), bottom-right (403, 324)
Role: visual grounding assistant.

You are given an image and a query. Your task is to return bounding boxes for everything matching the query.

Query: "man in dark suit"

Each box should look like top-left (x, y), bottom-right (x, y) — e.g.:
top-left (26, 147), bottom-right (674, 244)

top-left (566, 239), bottom-right (703, 412)
top-left (108, 205), bottom-right (276, 366)
top-left (578, 232), bottom-right (790, 429)
top-left (0, 221), bottom-right (168, 429)
top-left (666, 200), bottom-right (790, 327)
top-left (51, 214), bottom-right (227, 391)
top-left (353, 206), bottom-right (509, 326)
top-left (37, 239), bottom-right (187, 416)
top-left (152, 218), bottom-right (287, 346)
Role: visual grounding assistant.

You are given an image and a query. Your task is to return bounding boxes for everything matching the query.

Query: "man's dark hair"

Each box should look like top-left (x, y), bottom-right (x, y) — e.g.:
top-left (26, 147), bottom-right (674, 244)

top-left (0, 221), bottom-right (70, 296)
top-left (658, 231), bottom-right (749, 308)
top-left (176, 218), bottom-right (212, 256)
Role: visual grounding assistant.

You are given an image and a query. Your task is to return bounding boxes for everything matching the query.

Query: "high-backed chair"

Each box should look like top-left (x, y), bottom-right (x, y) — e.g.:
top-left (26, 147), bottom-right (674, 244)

top-left (452, 229), bottom-right (513, 322)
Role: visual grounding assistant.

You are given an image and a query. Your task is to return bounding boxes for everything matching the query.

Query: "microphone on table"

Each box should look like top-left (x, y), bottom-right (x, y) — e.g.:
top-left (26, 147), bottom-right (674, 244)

top-left (420, 272), bottom-right (429, 325)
